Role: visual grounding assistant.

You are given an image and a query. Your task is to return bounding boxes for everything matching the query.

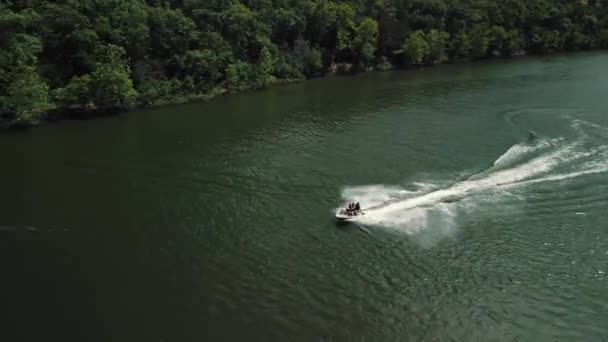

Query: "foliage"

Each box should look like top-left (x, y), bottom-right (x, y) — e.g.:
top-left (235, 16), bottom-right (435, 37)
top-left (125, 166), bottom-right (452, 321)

top-left (403, 31), bottom-right (430, 65)
top-left (2, 66), bottom-right (53, 125)
top-left (291, 39), bottom-right (323, 77)
top-left (354, 17), bottom-right (379, 68)
top-left (1, 0), bottom-right (608, 127)
top-left (469, 25), bottom-right (491, 59)
top-left (90, 45), bottom-right (137, 110)
top-left (425, 29), bottom-right (450, 64)
top-left (403, 29), bottom-right (448, 65)
top-left (226, 61), bottom-right (260, 91)
top-left (0, 5), bottom-right (52, 125)
top-left (53, 74), bottom-right (95, 111)
top-left (449, 32), bottom-right (472, 59)
top-left (54, 44), bottom-right (137, 113)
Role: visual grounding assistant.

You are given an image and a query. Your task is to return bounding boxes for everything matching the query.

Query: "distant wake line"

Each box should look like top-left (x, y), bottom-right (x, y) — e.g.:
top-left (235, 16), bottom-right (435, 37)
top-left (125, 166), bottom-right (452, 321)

top-left (338, 119), bottom-right (608, 236)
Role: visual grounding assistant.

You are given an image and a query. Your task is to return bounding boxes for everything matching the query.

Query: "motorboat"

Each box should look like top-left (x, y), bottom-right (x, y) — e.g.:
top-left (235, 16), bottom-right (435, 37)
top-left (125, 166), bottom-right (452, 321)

top-left (335, 206), bottom-right (364, 223)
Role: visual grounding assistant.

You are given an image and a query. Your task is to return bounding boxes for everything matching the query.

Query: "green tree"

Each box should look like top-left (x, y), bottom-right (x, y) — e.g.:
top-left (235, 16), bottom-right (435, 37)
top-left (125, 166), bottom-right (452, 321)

top-left (221, 3), bottom-right (268, 60)
top-left (489, 26), bottom-right (507, 54)
top-left (147, 6), bottom-right (198, 59)
top-left (257, 46), bottom-right (276, 87)
top-left (0, 6), bottom-right (42, 87)
top-left (354, 17), bottom-right (379, 68)
top-left (468, 25), bottom-right (490, 59)
top-left (403, 30), bottom-right (429, 65)
top-left (503, 29), bottom-right (525, 55)
top-left (425, 29), bottom-right (449, 64)
top-left (36, 2), bottom-right (97, 82)
top-left (90, 0), bottom-right (149, 59)
top-left (335, 2), bottom-right (357, 58)
top-left (531, 28), bottom-right (563, 52)
top-left (1, 66), bottom-right (53, 125)
top-left (449, 31), bottom-right (472, 59)
top-left (90, 45), bottom-right (137, 110)
top-left (56, 45), bottom-right (136, 112)
top-left (226, 61), bottom-right (257, 91)
top-left (0, 6), bottom-right (53, 126)
top-left (53, 74), bottom-right (95, 111)
top-left (291, 39), bottom-right (323, 77)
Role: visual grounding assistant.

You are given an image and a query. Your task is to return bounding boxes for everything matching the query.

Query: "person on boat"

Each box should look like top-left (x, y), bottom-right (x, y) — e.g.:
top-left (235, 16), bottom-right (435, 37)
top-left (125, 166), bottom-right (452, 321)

top-left (355, 202), bottom-right (361, 211)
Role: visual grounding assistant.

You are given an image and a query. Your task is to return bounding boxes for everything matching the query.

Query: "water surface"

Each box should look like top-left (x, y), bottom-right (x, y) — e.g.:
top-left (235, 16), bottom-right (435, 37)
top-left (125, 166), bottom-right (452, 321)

top-left (2, 52), bottom-right (608, 341)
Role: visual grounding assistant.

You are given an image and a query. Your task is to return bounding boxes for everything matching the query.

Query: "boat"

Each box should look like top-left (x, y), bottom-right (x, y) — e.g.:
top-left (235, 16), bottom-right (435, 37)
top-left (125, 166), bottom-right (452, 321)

top-left (335, 208), bottom-right (365, 223)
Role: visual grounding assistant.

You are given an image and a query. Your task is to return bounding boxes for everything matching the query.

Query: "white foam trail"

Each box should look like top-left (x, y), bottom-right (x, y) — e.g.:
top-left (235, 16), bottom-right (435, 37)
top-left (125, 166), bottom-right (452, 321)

top-left (514, 163), bottom-right (608, 187)
top-left (340, 183), bottom-right (434, 209)
top-left (492, 138), bottom-right (562, 168)
top-left (366, 144), bottom-right (575, 217)
top-left (341, 130), bottom-right (608, 237)
top-left (493, 143), bottom-right (533, 167)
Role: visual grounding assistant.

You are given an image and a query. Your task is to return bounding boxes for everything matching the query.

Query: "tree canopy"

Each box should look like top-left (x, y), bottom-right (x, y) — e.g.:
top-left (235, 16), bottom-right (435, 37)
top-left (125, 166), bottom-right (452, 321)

top-left (1, 0), bottom-right (608, 127)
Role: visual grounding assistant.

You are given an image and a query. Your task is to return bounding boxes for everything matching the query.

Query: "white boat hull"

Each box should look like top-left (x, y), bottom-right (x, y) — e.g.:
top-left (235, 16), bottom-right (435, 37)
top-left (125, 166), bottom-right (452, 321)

top-left (335, 211), bottom-right (364, 223)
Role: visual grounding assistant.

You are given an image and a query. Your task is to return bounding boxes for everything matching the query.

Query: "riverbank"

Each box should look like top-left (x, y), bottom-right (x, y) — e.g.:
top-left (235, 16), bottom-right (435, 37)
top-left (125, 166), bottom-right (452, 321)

top-left (1, 48), bottom-right (605, 132)
top-left (0, 75), bottom-right (307, 131)
top-left (4, 0), bottom-right (607, 131)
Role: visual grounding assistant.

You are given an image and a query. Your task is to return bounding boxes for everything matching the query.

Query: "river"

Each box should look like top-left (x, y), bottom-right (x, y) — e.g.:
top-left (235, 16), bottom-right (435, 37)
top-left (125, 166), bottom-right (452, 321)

top-left (2, 52), bottom-right (608, 341)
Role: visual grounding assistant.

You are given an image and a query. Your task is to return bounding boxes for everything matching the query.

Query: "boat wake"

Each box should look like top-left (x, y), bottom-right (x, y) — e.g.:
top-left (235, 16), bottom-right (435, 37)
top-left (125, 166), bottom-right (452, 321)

top-left (338, 120), bottom-right (608, 241)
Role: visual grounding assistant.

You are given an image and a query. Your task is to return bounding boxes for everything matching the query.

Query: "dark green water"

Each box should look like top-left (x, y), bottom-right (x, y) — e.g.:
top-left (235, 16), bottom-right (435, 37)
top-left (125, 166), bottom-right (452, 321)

top-left (2, 52), bottom-right (608, 341)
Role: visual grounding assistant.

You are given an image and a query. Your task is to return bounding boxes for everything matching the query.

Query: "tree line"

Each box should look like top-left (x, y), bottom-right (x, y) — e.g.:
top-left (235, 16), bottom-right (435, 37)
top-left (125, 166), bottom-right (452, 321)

top-left (1, 0), bottom-right (607, 128)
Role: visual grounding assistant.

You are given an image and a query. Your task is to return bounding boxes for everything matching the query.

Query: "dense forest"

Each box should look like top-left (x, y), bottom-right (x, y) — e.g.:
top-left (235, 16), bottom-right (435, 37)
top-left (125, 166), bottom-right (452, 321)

top-left (1, 0), bottom-right (608, 128)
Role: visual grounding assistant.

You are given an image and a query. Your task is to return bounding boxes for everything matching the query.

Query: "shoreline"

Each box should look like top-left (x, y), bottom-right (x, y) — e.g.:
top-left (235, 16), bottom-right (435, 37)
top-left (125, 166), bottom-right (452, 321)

top-left (3, 49), bottom-right (605, 132)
